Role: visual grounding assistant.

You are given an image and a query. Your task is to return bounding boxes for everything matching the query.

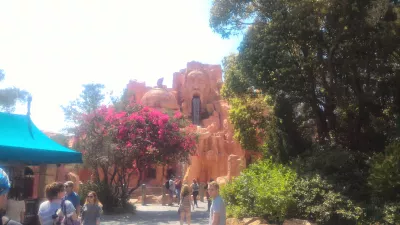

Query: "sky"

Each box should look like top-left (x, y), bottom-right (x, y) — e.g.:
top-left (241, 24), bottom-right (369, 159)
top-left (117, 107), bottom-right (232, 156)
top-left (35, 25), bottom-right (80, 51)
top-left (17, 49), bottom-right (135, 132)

top-left (0, 0), bottom-right (242, 133)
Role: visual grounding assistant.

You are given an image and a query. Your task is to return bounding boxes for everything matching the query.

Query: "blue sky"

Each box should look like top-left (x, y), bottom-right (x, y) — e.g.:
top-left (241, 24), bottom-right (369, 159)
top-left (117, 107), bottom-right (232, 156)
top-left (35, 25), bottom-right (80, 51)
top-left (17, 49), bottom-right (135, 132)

top-left (0, 0), bottom-right (242, 133)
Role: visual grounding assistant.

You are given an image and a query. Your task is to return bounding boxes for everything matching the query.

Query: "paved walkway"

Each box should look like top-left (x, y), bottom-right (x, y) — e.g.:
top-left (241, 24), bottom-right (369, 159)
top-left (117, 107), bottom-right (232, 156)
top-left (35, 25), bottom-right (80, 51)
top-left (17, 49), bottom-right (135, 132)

top-left (102, 200), bottom-right (209, 225)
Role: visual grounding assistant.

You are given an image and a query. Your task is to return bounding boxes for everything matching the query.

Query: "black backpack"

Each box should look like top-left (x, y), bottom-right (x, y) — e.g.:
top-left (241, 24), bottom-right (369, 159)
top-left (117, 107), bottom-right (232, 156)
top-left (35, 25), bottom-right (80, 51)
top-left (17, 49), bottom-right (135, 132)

top-left (165, 180), bottom-right (170, 189)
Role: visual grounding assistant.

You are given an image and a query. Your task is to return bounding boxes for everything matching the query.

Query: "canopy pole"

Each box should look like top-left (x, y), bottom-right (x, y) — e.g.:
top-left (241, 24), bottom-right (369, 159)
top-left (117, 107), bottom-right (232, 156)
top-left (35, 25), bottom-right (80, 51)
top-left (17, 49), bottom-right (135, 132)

top-left (27, 95), bottom-right (32, 117)
top-left (27, 95), bottom-right (34, 138)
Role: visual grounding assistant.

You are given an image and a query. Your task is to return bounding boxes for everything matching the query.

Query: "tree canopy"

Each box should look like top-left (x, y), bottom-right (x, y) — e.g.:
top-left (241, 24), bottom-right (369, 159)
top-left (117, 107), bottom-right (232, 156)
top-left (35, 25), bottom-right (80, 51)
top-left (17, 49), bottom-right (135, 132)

top-left (61, 83), bottom-right (106, 132)
top-left (0, 69), bottom-right (29, 112)
top-left (213, 0), bottom-right (400, 154)
top-left (213, 1), bottom-right (400, 222)
top-left (74, 100), bottom-right (197, 210)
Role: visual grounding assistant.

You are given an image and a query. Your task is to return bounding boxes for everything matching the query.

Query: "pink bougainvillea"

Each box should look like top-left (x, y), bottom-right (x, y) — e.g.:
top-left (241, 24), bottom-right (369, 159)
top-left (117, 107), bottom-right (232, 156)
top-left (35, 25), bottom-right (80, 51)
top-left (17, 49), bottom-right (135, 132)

top-left (75, 101), bottom-right (197, 198)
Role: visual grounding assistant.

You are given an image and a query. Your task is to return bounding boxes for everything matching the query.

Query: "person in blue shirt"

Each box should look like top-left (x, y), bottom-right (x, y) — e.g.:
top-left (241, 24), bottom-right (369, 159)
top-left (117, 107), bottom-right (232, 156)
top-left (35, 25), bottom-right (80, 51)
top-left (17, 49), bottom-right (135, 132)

top-left (64, 181), bottom-right (81, 216)
top-left (208, 181), bottom-right (226, 225)
top-left (0, 168), bottom-right (22, 225)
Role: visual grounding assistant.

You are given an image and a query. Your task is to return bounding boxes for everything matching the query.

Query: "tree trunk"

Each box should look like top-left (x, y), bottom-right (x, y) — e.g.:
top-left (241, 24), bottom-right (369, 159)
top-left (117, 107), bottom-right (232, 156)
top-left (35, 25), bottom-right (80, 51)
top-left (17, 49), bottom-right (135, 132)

top-left (128, 169), bottom-right (143, 195)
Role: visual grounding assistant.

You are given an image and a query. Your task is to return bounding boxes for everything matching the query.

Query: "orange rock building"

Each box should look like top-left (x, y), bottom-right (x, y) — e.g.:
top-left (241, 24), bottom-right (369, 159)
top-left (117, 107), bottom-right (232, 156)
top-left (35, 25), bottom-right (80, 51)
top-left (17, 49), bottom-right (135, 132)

top-left (55, 61), bottom-right (259, 188)
top-left (126, 61), bottom-right (258, 185)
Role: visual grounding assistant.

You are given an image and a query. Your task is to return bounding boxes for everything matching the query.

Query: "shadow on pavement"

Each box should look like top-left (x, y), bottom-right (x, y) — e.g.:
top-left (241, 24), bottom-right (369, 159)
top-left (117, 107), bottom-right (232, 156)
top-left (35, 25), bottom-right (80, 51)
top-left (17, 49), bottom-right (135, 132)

top-left (103, 208), bottom-right (209, 225)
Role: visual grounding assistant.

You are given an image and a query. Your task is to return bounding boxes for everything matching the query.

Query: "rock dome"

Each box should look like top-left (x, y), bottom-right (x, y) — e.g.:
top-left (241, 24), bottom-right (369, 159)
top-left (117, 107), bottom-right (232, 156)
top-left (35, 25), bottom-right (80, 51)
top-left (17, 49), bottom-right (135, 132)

top-left (140, 88), bottom-right (179, 110)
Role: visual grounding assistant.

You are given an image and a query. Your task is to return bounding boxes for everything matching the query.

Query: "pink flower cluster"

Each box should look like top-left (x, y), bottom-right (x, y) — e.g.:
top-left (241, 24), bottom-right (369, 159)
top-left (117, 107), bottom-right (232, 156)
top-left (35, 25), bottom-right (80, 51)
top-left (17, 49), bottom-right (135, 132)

top-left (76, 102), bottom-right (197, 168)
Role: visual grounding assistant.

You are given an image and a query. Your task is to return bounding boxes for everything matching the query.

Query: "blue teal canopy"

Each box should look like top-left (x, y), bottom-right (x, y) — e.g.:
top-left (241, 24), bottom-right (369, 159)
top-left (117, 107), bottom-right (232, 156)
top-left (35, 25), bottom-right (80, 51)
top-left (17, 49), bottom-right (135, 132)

top-left (0, 112), bottom-right (82, 165)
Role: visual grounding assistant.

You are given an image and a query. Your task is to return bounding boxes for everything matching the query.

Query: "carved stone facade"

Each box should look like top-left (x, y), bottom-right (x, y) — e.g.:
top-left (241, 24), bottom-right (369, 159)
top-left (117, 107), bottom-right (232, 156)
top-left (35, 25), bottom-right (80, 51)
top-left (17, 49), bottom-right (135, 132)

top-left (129, 61), bottom-right (259, 184)
top-left (53, 61), bottom-right (259, 189)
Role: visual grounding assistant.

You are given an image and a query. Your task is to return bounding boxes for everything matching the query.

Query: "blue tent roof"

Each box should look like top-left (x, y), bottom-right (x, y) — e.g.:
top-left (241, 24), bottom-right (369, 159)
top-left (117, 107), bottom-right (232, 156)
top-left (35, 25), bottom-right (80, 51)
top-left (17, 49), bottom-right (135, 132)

top-left (0, 112), bottom-right (82, 165)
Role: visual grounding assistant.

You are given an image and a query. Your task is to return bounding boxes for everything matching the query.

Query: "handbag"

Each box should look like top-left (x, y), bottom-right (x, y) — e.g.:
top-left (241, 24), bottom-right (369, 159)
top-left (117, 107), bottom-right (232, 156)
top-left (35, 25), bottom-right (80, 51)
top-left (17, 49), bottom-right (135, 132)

top-left (61, 200), bottom-right (81, 225)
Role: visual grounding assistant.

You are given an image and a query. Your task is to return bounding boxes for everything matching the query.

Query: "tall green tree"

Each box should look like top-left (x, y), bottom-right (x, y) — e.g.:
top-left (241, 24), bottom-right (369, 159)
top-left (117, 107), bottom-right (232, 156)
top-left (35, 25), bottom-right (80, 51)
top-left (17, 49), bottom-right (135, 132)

top-left (61, 83), bottom-right (105, 132)
top-left (212, 0), bottom-right (400, 153)
top-left (0, 69), bottom-right (29, 112)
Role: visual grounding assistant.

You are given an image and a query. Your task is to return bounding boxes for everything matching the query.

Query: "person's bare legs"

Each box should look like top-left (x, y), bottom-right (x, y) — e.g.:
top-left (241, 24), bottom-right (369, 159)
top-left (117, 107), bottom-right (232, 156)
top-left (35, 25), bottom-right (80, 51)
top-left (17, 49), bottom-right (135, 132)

top-left (180, 211), bottom-right (185, 225)
top-left (186, 211), bottom-right (191, 225)
top-left (169, 190), bottom-right (174, 206)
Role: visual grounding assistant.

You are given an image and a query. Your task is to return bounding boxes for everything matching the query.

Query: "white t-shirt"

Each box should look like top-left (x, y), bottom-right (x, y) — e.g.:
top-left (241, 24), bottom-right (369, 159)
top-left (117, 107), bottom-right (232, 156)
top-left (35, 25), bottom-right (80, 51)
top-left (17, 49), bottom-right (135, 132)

top-left (169, 179), bottom-right (175, 191)
top-left (38, 200), bottom-right (75, 225)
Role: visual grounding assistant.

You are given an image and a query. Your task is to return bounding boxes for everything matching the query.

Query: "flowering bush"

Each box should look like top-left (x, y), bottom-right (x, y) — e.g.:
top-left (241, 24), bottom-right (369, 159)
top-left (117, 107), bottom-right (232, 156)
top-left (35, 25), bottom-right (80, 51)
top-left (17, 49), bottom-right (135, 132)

top-left (74, 102), bottom-right (197, 209)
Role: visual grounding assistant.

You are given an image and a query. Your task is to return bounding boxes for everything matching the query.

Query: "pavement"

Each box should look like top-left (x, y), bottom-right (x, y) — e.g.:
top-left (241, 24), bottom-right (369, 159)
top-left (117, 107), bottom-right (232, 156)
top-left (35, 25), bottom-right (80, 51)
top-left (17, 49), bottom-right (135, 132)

top-left (102, 200), bottom-right (209, 225)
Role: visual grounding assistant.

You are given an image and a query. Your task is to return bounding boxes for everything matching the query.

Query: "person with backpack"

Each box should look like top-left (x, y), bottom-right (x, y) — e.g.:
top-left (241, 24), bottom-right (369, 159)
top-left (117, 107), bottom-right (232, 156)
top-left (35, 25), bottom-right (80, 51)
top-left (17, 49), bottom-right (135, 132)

top-left (38, 182), bottom-right (78, 225)
top-left (0, 168), bottom-right (23, 225)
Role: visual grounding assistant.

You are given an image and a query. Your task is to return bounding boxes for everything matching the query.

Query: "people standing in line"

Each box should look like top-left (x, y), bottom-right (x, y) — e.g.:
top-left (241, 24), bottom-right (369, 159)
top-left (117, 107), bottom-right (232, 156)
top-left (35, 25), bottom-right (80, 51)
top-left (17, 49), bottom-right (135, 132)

top-left (168, 176), bottom-right (176, 206)
top-left (0, 168), bottom-right (22, 225)
top-left (64, 181), bottom-right (81, 216)
top-left (38, 182), bottom-right (77, 225)
top-left (179, 185), bottom-right (194, 225)
top-left (175, 177), bottom-right (182, 204)
top-left (208, 181), bottom-right (226, 225)
top-left (190, 179), bottom-right (199, 208)
top-left (81, 191), bottom-right (102, 225)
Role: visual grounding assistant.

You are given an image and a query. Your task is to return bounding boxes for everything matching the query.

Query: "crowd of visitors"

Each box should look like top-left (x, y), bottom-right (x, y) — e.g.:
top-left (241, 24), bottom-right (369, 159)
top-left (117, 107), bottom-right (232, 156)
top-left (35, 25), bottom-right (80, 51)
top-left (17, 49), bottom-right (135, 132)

top-left (167, 175), bottom-right (226, 225)
top-left (38, 181), bottom-right (102, 225)
top-left (0, 167), bottom-right (224, 225)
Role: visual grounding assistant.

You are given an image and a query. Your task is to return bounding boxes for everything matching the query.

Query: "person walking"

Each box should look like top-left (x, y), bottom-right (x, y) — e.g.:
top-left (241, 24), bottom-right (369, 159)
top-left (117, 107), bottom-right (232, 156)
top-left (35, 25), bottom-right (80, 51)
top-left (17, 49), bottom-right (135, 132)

top-left (208, 181), bottom-right (226, 225)
top-left (178, 185), bottom-right (194, 225)
top-left (190, 179), bottom-right (199, 208)
top-left (0, 168), bottom-right (23, 225)
top-left (168, 176), bottom-right (176, 206)
top-left (175, 177), bottom-right (182, 204)
top-left (64, 181), bottom-right (81, 216)
top-left (81, 191), bottom-right (102, 225)
top-left (38, 182), bottom-right (77, 225)
top-left (206, 178), bottom-right (214, 212)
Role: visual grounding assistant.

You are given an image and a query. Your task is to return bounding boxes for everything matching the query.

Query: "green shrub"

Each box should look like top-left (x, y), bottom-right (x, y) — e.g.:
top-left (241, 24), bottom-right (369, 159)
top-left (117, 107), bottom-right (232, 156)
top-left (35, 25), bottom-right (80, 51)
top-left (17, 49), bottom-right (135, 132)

top-left (221, 159), bottom-right (297, 222)
top-left (368, 140), bottom-right (400, 202)
top-left (365, 140), bottom-right (400, 224)
top-left (293, 145), bottom-right (368, 201)
top-left (79, 181), bottom-right (100, 205)
top-left (382, 203), bottom-right (400, 224)
top-left (221, 159), bottom-right (364, 224)
top-left (79, 181), bottom-right (135, 214)
top-left (292, 174), bottom-right (363, 224)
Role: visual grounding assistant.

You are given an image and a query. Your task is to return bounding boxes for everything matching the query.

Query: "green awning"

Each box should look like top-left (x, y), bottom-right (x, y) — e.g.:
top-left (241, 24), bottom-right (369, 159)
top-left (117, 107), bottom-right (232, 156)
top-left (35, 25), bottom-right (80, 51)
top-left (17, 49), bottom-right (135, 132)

top-left (0, 112), bottom-right (82, 165)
